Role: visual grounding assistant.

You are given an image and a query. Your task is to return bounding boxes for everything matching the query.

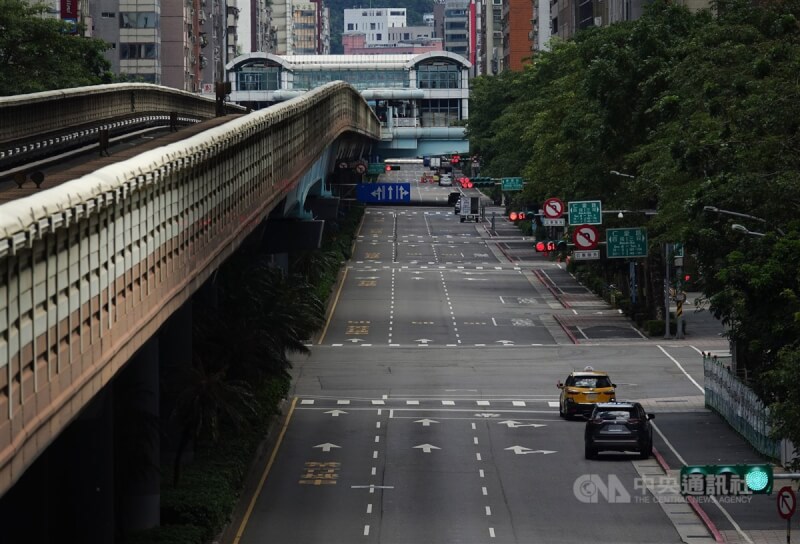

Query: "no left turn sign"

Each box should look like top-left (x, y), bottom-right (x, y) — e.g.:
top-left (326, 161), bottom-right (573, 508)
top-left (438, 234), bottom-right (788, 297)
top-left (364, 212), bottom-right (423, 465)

top-left (572, 224), bottom-right (600, 250)
top-left (543, 198), bottom-right (565, 219)
top-left (778, 486), bottom-right (796, 520)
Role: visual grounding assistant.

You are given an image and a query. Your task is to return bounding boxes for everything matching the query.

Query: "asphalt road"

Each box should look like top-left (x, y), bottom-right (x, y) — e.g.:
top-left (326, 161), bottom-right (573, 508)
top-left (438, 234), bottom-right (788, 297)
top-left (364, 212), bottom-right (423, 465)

top-left (231, 176), bottom-right (780, 544)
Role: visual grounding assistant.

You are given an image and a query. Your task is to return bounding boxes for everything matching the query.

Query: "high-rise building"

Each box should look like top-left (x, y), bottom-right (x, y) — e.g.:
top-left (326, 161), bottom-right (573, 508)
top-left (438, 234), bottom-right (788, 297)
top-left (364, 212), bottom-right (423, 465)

top-left (443, 0), bottom-right (469, 59)
top-left (273, 0), bottom-right (329, 54)
top-left (479, 0), bottom-right (503, 74)
top-left (343, 8), bottom-right (407, 48)
top-left (250, 0), bottom-right (277, 52)
top-left (501, 0), bottom-right (533, 71)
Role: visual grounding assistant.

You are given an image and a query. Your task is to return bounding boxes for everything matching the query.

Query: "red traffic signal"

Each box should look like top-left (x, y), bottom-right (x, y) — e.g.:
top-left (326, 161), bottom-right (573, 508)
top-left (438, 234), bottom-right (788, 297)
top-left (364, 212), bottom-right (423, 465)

top-left (385, 165), bottom-right (392, 172)
top-left (509, 211), bottom-right (527, 221)
top-left (684, 274), bottom-right (691, 282)
top-left (535, 240), bottom-right (565, 252)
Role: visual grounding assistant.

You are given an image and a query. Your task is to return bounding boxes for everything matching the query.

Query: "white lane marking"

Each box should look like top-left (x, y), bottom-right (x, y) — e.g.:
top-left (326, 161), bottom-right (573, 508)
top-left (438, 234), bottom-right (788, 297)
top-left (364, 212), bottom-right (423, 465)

top-left (471, 423), bottom-right (476, 430)
top-left (513, 401), bottom-right (526, 407)
top-left (367, 504), bottom-right (372, 514)
top-left (364, 525), bottom-right (370, 536)
top-left (338, 399), bottom-right (351, 405)
top-left (657, 345), bottom-right (704, 392)
top-left (489, 528), bottom-right (496, 538)
top-left (482, 487), bottom-right (488, 495)
top-left (485, 506), bottom-right (492, 516)
top-left (375, 436), bottom-right (380, 443)
top-left (477, 401), bottom-right (490, 406)
top-left (371, 467), bottom-right (376, 476)
top-left (372, 400), bottom-right (386, 405)
top-left (653, 421), bottom-right (753, 544)
top-left (476, 453), bottom-right (482, 461)
top-left (442, 400), bottom-right (455, 406)
top-left (376, 421), bottom-right (381, 428)
top-left (301, 399), bottom-right (315, 405)
top-left (406, 400), bottom-right (419, 405)
top-left (479, 469), bottom-right (485, 478)
top-left (548, 401), bottom-right (560, 408)
top-left (373, 450), bottom-right (379, 459)
top-left (690, 345), bottom-right (704, 354)
top-left (572, 309), bottom-right (578, 315)
top-left (474, 437), bottom-right (479, 445)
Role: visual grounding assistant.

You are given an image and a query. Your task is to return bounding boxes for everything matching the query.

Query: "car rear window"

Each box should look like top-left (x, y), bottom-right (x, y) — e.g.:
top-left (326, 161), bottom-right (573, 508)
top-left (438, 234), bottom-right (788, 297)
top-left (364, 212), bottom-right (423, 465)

top-left (596, 409), bottom-right (633, 420)
top-left (567, 376), bottom-right (611, 388)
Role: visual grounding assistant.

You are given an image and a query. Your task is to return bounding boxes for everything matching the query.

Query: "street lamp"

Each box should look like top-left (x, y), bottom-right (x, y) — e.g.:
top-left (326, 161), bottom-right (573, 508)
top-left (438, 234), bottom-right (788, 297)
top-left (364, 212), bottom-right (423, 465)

top-left (610, 170), bottom-right (636, 179)
top-left (703, 205), bottom-right (785, 236)
top-left (731, 224), bottom-right (766, 237)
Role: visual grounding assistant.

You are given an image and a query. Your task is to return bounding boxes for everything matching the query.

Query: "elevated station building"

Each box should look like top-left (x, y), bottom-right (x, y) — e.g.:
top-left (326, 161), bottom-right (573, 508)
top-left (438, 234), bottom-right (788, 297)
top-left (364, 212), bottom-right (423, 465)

top-left (225, 52), bottom-right (471, 158)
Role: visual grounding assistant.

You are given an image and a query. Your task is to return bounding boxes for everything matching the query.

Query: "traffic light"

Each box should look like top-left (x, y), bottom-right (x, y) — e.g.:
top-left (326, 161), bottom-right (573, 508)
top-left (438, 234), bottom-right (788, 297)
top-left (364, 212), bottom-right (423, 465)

top-left (535, 240), bottom-right (567, 252)
top-left (509, 211), bottom-right (528, 222)
top-left (679, 464), bottom-right (773, 495)
top-left (471, 177), bottom-right (494, 187)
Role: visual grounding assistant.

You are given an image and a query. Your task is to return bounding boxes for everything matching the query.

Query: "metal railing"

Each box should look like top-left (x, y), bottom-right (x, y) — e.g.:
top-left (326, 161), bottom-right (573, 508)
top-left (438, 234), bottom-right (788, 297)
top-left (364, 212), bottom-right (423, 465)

top-left (703, 353), bottom-right (780, 459)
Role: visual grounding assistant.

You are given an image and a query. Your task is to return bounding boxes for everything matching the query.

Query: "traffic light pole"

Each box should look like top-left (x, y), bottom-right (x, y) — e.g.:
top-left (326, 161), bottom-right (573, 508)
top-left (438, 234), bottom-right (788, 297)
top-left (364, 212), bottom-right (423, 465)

top-left (664, 243), bottom-right (672, 339)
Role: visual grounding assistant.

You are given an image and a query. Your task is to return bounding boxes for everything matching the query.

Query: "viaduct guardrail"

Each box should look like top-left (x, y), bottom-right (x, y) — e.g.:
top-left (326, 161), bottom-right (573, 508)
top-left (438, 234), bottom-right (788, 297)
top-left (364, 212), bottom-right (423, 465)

top-left (0, 81), bottom-right (380, 497)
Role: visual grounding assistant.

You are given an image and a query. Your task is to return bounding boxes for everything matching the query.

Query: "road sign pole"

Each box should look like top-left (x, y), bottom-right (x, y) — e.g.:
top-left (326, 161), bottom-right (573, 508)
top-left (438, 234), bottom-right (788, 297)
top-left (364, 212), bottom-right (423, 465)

top-left (787, 517), bottom-right (791, 544)
top-left (664, 243), bottom-right (672, 339)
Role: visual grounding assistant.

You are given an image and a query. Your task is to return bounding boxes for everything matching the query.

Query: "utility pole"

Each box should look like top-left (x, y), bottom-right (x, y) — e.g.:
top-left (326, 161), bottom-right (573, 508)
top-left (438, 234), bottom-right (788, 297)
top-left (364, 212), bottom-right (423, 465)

top-left (664, 243), bottom-right (672, 339)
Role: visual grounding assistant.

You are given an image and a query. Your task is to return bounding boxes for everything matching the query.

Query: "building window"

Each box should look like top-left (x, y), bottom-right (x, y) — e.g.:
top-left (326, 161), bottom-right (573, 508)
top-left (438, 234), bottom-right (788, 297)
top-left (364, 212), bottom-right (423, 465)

top-left (419, 98), bottom-right (460, 126)
top-left (119, 43), bottom-right (158, 59)
top-left (347, 23), bottom-right (354, 30)
top-left (370, 22), bottom-right (376, 29)
top-left (416, 62), bottom-right (461, 89)
top-left (236, 64), bottom-right (281, 91)
top-left (119, 12), bottom-right (159, 29)
top-left (101, 12), bottom-right (115, 18)
top-left (376, 33), bottom-right (382, 40)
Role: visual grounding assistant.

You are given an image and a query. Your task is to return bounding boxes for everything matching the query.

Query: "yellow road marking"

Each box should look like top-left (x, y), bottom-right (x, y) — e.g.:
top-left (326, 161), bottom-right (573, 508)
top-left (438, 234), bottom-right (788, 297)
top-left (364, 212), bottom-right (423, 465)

top-left (365, 252), bottom-right (380, 259)
top-left (358, 280), bottom-right (377, 287)
top-left (232, 397), bottom-right (298, 544)
top-left (317, 268), bottom-right (347, 344)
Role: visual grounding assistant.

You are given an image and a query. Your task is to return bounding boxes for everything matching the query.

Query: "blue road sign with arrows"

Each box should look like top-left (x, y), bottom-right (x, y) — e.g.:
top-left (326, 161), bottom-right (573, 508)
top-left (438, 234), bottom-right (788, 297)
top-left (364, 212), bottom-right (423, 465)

top-left (357, 183), bottom-right (411, 203)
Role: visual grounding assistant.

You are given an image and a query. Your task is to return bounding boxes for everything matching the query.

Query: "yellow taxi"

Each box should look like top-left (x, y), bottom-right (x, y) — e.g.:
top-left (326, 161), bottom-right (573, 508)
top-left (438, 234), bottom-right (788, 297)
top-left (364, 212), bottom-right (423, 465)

top-left (557, 367), bottom-right (616, 419)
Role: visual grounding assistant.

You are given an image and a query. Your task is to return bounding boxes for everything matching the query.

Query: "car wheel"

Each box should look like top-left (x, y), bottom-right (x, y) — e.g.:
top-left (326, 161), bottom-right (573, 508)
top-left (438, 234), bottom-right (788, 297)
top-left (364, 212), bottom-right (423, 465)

top-left (639, 442), bottom-right (652, 460)
top-left (559, 403), bottom-right (566, 419)
top-left (584, 443), bottom-right (596, 460)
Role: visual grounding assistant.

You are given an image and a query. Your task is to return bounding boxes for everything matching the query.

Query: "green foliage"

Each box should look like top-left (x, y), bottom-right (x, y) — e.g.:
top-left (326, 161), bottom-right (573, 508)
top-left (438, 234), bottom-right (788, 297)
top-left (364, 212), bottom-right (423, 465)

top-left (0, 0), bottom-right (112, 95)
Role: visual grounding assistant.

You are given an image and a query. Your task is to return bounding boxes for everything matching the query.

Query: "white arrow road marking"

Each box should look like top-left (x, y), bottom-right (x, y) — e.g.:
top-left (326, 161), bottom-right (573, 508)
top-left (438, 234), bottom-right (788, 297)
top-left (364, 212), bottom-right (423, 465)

top-left (411, 277), bottom-right (425, 280)
top-left (414, 444), bottom-right (441, 453)
top-left (414, 338), bottom-right (433, 344)
top-left (498, 420), bottom-right (547, 428)
top-left (475, 413), bottom-right (501, 418)
top-left (314, 443), bottom-right (341, 452)
top-left (347, 338), bottom-right (364, 343)
top-left (505, 446), bottom-right (557, 455)
top-left (495, 340), bottom-right (514, 345)
top-left (414, 419), bottom-right (439, 427)
top-left (325, 410), bottom-right (348, 417)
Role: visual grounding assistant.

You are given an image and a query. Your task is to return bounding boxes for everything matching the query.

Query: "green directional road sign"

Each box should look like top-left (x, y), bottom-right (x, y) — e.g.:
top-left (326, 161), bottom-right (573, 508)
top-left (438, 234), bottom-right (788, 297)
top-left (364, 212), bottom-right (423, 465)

top-left (367, 163), bottom-right (384, 175)
top-left (568, 200), bottom-right (602, 225)
top-left (606, 228), bottom-right (648, 258)
top-left (501, 177), bottom-right (524, 191)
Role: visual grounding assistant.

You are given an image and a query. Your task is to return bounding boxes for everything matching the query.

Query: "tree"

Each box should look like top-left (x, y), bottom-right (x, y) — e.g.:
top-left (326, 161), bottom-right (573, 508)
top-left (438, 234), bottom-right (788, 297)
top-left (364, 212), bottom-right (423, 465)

top-left (0, 0), bottom-right (112, 95)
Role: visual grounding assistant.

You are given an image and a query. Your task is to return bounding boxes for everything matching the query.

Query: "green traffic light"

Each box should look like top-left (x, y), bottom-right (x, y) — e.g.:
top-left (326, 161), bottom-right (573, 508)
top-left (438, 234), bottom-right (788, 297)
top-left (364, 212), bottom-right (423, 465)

top-left (744, 466), bottom-right (772, 492)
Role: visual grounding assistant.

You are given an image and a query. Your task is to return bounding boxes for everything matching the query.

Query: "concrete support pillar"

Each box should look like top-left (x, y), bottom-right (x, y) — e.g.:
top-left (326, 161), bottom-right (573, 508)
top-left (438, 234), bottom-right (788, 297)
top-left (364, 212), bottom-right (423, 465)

top-left (116, 337), bottom-right (160, 532)
top-left (160, 301), bottom-right (193, 466)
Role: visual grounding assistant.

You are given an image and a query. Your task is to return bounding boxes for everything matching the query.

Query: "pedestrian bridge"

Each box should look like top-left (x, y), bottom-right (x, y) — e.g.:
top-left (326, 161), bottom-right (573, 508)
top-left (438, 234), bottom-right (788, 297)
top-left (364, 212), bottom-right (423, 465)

top-left (0, 82), bottom-right (380, 496)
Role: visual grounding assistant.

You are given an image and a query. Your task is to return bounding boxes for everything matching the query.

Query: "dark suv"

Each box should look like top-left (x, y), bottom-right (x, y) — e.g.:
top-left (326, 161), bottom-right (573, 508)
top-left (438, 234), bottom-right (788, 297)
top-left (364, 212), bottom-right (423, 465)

top-left (584, 402), bottom-right (654, 460)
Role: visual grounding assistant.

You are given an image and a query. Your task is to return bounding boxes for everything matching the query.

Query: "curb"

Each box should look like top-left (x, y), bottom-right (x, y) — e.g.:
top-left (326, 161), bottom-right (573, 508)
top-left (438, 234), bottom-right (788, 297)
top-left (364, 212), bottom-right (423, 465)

top-left (652, 447), bottom-right (724, 543)
top-left (532, 268), bottom-right (570, 308)
top-left (552, 314), bottom-right (580, 345)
